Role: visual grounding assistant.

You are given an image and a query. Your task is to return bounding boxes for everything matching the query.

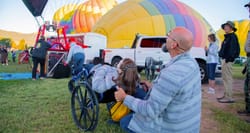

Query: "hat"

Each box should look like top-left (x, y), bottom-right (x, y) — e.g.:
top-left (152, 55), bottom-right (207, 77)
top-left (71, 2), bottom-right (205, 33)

top-left (245, 2), bottom-right (250, 7)
top-left (221, 21), bottom-right (237, 32)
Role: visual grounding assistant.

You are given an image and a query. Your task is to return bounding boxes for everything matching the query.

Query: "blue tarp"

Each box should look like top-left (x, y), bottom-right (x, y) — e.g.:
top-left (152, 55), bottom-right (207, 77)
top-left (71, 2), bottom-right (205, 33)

top-left (0, 73), bottom-right (32, 80)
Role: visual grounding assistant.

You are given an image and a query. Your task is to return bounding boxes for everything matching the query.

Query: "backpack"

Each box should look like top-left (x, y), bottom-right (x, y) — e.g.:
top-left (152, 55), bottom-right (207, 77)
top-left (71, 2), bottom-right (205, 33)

top-left (109, 101), bottom-right (130, 122)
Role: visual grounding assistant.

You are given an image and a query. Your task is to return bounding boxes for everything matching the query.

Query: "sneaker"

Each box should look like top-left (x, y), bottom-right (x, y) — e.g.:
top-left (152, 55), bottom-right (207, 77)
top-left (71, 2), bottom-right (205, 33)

top-left (218, 98), bottom-right (234, 103)
top-left (217, 95), bottom-right (225, 100)
top-left (237, 110), bottom-right (250, 116)
top-left (207, 87), bottom-right (215, 94)
top-left (32, 78), bottom-right (36, 80)
top-left (40, 77), bottom-right (45, 79)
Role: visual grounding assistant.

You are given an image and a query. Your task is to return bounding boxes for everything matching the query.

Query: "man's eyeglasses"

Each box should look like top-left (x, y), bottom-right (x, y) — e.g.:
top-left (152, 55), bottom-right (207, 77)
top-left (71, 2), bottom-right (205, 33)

top-left (166, 32), bottom-right (185, 51)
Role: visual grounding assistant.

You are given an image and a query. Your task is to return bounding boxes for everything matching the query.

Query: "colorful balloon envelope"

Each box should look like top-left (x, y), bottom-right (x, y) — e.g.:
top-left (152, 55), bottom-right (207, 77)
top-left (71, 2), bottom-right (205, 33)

top-left (53, 0), bottom-right (117, 34)
top-left (92, 0), bottom-right (214, 48)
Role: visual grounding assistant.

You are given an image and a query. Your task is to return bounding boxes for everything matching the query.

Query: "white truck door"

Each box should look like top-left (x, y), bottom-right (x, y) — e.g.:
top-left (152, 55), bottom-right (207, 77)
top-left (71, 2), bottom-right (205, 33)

top-left (84, 32), bottom-right (107, 63)
top-left (135, 37), bottom-right (170, 67)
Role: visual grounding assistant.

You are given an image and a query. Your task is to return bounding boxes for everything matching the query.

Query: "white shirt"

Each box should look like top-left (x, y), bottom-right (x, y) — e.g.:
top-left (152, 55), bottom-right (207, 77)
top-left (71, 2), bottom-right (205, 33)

top-left (207, 42), bottom-right (219, 64)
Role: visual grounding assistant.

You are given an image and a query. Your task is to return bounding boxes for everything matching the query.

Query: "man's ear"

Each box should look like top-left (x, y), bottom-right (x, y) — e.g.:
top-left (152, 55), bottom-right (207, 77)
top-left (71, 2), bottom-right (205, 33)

top-left (171, 42), bottom-right (178, 49)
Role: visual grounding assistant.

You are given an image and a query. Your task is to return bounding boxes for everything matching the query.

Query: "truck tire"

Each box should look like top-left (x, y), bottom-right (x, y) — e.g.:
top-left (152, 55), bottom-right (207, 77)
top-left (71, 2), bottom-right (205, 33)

top-left (111, 57), bottom-right (122, 67)
top-left (198, 62), bottom-right (208, 84)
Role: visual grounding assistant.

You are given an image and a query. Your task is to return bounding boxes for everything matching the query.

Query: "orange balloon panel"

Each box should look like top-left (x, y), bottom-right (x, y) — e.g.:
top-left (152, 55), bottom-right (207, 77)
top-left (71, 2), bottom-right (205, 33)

top-left (73, 0), bottom-right (117, 33)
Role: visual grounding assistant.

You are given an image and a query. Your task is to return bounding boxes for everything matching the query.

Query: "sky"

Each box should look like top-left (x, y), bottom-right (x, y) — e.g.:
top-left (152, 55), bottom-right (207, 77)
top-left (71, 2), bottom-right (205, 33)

top-left (0, 0), bottom-right (249, 33)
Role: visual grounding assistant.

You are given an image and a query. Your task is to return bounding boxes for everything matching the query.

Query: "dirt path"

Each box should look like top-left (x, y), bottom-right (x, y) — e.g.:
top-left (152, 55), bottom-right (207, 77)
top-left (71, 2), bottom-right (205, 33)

top-left (200, 78), bottom-right (247, 133)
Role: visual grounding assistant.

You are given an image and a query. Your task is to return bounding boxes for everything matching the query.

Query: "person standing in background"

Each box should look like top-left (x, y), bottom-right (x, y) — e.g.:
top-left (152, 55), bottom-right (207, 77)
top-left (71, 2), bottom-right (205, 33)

top-left (238, 2), bottom-right (250, 116)
top-left (217, 21), bottom-right (240, 103)
top-left (2, 45), bottom-right (8, 65)
top-left (0, 45), bottom-right (3, 64)
top-left (31, 36), bottom-right (51, 80)
top-left (205, 33), bottom-right (219, 94)
top-left (11, 50), bottom-right (16, 63)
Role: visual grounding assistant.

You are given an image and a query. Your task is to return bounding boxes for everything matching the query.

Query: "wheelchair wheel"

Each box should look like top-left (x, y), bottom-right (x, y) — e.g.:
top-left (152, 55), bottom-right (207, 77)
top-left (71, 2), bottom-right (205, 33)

top-left (71, 82), bottom-right (99, 131)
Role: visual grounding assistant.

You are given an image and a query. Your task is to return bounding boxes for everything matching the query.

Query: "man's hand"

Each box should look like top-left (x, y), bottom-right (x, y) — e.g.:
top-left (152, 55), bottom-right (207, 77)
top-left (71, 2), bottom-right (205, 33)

top-left (140, 80), bottom-right (152, 92)
top-left (115, 87), bottom-right (127, 102)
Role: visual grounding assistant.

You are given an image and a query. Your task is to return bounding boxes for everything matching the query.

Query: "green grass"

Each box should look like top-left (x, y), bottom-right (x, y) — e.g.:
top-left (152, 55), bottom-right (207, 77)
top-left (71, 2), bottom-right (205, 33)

top-left (0, 78), bottom-right (123, 133)
top-left (0, 62), bottom-right (248, 132)
top-left (232, 64), bottom-right (245, 79)
top-left (212, 108), bottom-right (250, 133)
top-left (0, 62), bottom-right (32, 73)
top-left (0, 63), bottom-right (123, 133)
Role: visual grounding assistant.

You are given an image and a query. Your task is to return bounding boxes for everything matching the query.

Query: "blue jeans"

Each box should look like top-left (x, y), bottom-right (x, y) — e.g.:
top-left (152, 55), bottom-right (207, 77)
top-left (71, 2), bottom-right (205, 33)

top-left (72, 53), bottom-right (85, 75)
top-left (207, 63), bottom-right (217, 80)
top-left (120, 113), bottom-right (135, 133)
top-left (119, 87), bottom-right (147, 133)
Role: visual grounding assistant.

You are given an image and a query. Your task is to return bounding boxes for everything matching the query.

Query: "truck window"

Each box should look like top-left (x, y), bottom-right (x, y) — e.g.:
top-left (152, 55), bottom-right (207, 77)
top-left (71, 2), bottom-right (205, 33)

top-left (140, 38), bottom-right (166, 48)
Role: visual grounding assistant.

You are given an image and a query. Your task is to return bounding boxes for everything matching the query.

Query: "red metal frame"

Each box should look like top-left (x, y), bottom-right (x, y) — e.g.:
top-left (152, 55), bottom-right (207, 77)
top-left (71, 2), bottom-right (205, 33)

top-left (34, 23), bottom-right (90, 51)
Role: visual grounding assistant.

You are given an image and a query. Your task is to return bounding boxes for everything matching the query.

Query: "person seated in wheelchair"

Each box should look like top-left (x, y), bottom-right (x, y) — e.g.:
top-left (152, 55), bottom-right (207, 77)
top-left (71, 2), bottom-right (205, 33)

top-left (90, 58), bottom-right (147, 103)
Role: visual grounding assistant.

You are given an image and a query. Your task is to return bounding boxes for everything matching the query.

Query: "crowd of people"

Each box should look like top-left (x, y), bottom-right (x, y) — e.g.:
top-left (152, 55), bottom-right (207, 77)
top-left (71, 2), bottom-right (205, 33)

top-left (0, 45), bottom-right (28, 66)
top-left (2, 2), bottom-right (250, 132)
top-left (62, 26), bottom-right (201, 132)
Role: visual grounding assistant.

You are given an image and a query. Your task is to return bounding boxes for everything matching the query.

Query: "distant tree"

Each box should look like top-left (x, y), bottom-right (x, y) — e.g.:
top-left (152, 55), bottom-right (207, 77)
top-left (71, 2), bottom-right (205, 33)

top-left (0, 38), bottom-right (11, 47)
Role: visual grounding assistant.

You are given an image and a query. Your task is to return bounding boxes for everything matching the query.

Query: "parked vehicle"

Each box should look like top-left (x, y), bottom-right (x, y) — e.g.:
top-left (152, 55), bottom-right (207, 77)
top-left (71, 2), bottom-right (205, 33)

top-left (234, 57), bottom-right (247, 66)
top-left (102, 34), bottom-right (208, 83)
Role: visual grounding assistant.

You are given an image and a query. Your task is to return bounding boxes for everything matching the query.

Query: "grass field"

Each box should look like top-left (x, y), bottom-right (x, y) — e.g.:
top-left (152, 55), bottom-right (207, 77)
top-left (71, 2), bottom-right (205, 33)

top-left (0, 63), bottom-right (123, 133)
top-left (0, 62), bottom-right (248, 133)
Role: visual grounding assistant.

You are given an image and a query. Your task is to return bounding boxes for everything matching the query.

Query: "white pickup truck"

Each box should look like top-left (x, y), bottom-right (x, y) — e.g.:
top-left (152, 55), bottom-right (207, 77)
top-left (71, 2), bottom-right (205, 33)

top-left (102, 34), bottom-right (208, 83)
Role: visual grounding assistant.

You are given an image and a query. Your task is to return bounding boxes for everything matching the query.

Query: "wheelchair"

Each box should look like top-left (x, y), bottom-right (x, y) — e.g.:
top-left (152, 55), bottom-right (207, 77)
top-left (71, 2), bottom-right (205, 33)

top-left (68, 66), bottom-right (99, 131)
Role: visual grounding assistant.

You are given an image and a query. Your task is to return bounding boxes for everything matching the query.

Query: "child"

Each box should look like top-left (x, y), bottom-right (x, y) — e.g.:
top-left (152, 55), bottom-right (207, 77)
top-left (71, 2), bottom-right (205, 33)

top-left (91, 58), bottom-right (147, 103)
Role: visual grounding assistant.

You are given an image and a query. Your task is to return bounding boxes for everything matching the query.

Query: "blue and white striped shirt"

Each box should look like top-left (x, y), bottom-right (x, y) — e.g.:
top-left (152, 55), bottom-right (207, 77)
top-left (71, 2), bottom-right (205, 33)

top-left (124, 52), bottom-right (201, 133)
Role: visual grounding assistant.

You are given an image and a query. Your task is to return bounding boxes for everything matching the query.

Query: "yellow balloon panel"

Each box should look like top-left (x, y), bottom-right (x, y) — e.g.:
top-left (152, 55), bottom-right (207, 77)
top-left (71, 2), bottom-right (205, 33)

top-left (53, 4), bottom-right (79, 22)
top-left (93, 1), bottom-right (148, 33)
top-left (107, 16), bottom-right (166, 48)
top-left (92, 0), bottom-right (213, 48)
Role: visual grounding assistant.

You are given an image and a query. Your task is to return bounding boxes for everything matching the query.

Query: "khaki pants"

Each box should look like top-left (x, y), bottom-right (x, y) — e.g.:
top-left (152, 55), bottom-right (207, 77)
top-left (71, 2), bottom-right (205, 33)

top-left (221, 59), bottom-right (233, 99)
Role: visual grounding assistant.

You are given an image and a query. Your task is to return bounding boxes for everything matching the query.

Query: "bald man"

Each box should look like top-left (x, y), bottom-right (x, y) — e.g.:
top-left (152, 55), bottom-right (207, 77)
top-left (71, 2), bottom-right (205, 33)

top-left (115, 27), bottom-right (201, 133)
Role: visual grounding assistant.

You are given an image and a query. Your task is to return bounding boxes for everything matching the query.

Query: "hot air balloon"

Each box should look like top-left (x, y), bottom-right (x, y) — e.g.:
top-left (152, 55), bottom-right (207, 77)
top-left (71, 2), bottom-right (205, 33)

top-left (92, 0), bottom-right (213, 48)
top-left (57, 11), bottom-right (76, 34)
top-left (72, 0), bottom-right (117, 33)
top-left (53, 4), bottom-right (80, 23)
top-left (52, 0), bottom-right (117, 34)
top-left (22, 0), bottom-right (85, 24)
top-left (217, 19), bottom-right (250, 56)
